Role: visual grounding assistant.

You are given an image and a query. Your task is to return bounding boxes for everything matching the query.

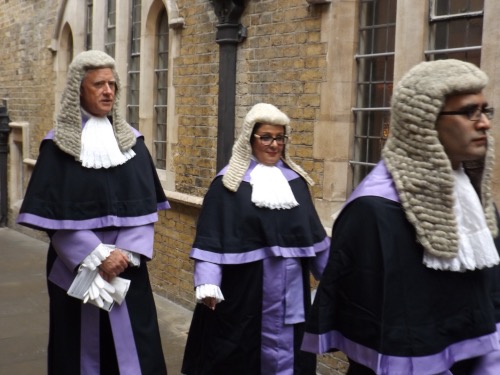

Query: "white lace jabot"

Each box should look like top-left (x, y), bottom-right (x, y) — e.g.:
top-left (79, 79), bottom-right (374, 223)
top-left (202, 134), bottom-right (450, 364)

top-left (249, 163), bottom-right (299, 210)
top-left (423, 167), bottom-right (499, 272)
top-left (80, 109), bottom-right (135, 169)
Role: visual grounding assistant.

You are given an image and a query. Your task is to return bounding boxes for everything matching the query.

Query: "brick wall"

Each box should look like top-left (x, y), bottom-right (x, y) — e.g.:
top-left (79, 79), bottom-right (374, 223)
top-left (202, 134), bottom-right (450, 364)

top-left (239, 0), bottom-right (327, 200)
top-left (0, 0), bottom-right (57, 157)
top-left (173, 1), bottom-right (219, 197)
top-left (172, 0), bottom-right (327, 198)
top-left (150, 202), bottom-right (199, 310)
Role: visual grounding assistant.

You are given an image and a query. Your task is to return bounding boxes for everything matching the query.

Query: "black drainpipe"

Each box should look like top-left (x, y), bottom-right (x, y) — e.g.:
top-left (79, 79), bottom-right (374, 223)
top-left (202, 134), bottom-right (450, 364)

top-left (0, 100), bottom-right (11, 227)
top-left (211, 0), bottom-right (247, 171)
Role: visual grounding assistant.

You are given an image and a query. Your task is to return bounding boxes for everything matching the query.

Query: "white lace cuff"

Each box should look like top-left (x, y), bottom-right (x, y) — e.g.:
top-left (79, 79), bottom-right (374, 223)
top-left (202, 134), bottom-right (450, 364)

top-left (82, 243), bottom-right (114, 271)
top-left (195, 284), bottom-right (225, 304)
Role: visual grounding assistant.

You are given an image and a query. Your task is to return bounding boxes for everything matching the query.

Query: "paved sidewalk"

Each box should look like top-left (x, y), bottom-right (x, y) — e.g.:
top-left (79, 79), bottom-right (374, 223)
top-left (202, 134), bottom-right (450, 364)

top-left (0, 227), bottom-right (192, 375)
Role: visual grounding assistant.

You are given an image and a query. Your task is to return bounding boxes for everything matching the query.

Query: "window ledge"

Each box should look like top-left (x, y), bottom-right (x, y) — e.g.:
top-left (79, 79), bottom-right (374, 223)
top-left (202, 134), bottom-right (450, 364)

top-left (164, 190), bottom-right (203, 208)
top-left (169, 17), bottom-right (185, 29)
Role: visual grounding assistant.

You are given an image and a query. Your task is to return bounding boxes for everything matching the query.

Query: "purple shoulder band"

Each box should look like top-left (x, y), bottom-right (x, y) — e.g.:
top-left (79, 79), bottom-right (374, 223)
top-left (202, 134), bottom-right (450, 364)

top-left (344, 160), bottom-right (400, 207)
top-left (217, 159), bottom-right (300, 182)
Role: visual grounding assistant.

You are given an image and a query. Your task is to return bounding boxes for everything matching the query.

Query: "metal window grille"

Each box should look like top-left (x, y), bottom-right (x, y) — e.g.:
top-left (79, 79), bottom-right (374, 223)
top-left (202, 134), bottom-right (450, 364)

top-left (425, 0), bottom-right (484, 65)
top-left (127, 0), bottom-right (141, 129)
top-left (86, 0), bottom-right (93, 50)
top-left (105, 0), bottom-right (116, 57)
top-left (154, 10), bottom-right (169, 169)
top-left (351, 0), bottom-right (396, 187)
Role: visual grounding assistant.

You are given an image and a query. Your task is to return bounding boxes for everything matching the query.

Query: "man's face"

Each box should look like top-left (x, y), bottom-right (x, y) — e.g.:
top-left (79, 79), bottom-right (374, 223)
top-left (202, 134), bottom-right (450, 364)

top-left (80, 68), bottom-right (116, 117)
top-left (436, 92), bottom-right (492, 170)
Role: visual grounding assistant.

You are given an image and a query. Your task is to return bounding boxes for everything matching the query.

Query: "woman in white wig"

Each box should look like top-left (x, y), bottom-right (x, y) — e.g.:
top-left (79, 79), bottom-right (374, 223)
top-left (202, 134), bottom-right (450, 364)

top-left (182, 103), bottom-right (330, 374)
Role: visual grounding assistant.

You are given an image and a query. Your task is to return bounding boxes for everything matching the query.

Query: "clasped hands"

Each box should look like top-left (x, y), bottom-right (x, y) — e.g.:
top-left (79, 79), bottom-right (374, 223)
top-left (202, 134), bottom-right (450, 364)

top-left (98, 249), bottom-right (129, 282)
top-left (82, 248), bottom-right (131, 310)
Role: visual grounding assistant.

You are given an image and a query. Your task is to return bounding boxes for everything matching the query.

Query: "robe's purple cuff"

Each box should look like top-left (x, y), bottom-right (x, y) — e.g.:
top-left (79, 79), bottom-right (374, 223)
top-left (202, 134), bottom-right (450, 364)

top-left (52, 230), bottom-right (101, 270)
top-left (115, 224), bottom-right (155, 259)
top-left (194, 261), bottom-right (222, 287)
top-left (48, 226), bottom-right (155, 293)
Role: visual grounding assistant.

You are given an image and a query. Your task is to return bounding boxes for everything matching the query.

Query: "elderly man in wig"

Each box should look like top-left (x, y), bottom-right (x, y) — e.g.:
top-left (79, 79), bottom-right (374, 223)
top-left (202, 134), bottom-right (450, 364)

top-left (302, 59), bottom-right (500, 375)
top-left (181, 103), bottom-right (331, 374)
top-left (17, 50), bottom-right (169, 374)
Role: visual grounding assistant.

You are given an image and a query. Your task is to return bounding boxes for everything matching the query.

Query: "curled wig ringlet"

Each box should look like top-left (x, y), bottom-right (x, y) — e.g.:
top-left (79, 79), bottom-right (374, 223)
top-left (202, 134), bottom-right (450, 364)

top-left (382, 59), bottom-right (497, 259)
top-left (53, 50), bottom-right (136, 159)
top-left (222, 103), bottom-right (314, 192)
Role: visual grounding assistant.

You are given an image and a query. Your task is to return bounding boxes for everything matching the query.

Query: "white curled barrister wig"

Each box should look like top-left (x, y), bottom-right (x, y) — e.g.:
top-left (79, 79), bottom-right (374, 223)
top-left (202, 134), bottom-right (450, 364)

top-left (222, 103), bottom-right (314, 192)
top-left (382, 59), bottom-right (497, 261)
top-left (53, 50), bottom-right (136, 159)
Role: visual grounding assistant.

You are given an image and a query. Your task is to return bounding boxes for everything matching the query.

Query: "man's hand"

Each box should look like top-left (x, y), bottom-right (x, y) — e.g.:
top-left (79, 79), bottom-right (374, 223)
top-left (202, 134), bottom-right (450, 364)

top-left (98, 250), bottom-right (129, 282)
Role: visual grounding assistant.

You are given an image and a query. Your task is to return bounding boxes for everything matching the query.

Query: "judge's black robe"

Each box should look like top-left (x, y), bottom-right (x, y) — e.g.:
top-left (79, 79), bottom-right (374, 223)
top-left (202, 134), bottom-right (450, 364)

top-left (17, 130), bottom-right (169, 375)
top-left (182, 160), bottom-right (331, 375)
top-left (302, 161), bottom-right (500, 375)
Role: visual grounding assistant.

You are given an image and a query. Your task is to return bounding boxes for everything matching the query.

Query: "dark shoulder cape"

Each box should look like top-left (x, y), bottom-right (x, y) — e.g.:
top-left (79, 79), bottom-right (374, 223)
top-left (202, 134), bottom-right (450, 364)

top-left (303, 195), bottom-right (500, 374)
top-left (190, 172), bottom-right (329, 264)
top-left (17, 135), bottom-right (169, 231)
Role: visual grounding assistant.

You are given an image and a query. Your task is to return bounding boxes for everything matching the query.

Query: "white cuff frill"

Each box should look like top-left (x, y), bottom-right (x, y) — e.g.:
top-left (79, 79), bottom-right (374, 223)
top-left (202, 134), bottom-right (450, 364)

top-left (195, 284), bottom-right (225, 304)
top-left (82, 243), bottom-right (114, 271)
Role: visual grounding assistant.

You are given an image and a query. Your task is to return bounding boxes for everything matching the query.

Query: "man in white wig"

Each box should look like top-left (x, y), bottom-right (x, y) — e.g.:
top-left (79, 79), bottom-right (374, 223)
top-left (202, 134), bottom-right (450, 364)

top-left (182, 103), bottom-right (331, 374)
top-left (18, 50), bottom-right (169, 374)
top-left (302, 59), bottom-right (500, 375)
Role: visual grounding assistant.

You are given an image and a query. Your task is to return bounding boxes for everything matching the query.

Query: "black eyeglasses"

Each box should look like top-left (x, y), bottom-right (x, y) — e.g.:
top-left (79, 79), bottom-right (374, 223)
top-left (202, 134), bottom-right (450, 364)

top-left (253, 134), bottom-right (288, 146)
top-left (439, 107), bottom-right (494, 121)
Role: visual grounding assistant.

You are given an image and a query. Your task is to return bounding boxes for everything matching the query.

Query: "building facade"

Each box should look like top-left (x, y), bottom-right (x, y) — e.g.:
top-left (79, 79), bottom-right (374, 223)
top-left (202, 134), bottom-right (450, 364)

top-left (2, 0), bottom-right (500, 373)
